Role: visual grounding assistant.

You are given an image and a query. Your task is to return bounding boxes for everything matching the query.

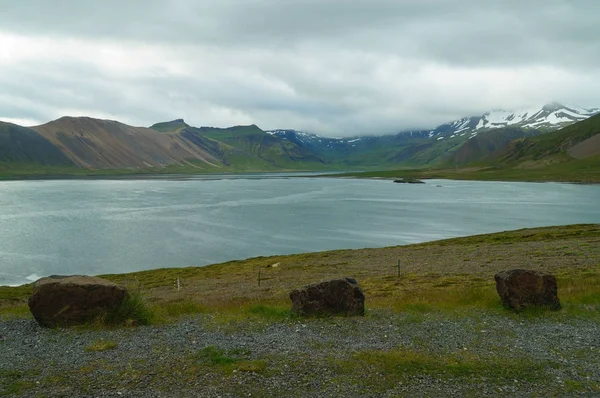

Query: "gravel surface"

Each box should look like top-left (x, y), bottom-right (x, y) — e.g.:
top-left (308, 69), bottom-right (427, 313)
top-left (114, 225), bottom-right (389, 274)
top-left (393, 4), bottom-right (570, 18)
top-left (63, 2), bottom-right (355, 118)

top-left (1, 311), bottom-right (599, 397)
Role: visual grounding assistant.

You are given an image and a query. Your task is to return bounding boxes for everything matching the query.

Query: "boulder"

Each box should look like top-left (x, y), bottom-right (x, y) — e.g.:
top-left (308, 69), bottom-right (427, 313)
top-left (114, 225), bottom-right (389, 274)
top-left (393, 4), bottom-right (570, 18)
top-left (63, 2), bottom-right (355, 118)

top-left (28, 275), bottom-right (128, 327)
top-left (494, 269), bottom-right (560, 311)
top-left (290, 277), bottom-right (365, 316)
top-left (393, 178), bottom-right (425, 184)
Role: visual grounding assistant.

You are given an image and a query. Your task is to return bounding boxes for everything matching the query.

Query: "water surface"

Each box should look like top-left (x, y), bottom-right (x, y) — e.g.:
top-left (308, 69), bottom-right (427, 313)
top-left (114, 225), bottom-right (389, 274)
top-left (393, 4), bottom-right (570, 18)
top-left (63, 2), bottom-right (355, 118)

top-left (1, 177), bottom-right (598, 285)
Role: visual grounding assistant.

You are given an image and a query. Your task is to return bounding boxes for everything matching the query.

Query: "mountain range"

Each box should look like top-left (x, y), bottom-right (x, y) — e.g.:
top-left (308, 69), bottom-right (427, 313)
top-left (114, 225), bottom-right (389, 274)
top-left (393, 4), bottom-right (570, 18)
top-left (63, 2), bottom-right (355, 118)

top-left (266, 102), bottom-right (598, 166)
top-left (0, 102), bottom-right (598, 180)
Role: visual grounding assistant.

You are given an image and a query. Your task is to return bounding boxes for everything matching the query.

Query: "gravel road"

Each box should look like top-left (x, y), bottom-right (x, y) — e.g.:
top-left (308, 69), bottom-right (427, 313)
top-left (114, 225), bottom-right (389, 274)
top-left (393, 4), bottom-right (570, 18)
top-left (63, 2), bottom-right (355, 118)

top-left (1, 310), bottom-right (599, 397)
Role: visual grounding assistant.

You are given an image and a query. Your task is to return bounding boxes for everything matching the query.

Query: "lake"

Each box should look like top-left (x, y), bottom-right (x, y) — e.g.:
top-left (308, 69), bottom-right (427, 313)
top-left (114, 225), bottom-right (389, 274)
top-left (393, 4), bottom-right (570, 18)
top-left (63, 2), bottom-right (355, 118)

top-left (1, 176), bottom-right (599, 286)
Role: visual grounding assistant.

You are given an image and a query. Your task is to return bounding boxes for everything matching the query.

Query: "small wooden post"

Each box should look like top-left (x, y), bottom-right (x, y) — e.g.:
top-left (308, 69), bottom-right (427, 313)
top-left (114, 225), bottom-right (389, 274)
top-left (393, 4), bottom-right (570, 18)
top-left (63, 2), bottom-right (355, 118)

top-left (397, 259), bottom-right (401, 277)
top-left (258, 270), bottom-right (261, 287)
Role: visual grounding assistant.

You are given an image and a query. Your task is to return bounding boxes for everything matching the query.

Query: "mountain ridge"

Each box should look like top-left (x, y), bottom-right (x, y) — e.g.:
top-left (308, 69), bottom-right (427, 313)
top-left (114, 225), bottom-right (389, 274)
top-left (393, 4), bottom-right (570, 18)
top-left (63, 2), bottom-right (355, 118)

top-left (265, 102), bottom-right (598, 168)
top-left (0, 102), bottom-right (598, 180)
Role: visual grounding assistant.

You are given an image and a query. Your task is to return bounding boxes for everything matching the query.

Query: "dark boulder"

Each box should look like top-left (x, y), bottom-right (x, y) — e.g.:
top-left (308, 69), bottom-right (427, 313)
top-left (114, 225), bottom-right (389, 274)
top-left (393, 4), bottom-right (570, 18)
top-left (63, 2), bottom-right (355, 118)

top-left (494, 269), bottom-right (560, 311)
top-left (393, 178), bottom-right (425, 184)
top-left (290, 277), bottom-right (365, 316)
top-left (28, 275), bottom-right (128, 327)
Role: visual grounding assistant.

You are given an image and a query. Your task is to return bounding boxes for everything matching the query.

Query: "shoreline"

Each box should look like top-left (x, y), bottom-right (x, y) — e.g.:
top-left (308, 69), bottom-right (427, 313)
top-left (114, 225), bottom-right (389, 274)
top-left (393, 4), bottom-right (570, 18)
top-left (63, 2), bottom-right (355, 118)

top-left (0, 168), bottom-right (597, 184)
top-left (2, 223), bottom-right (598, 288)
top-left (1, 223), bottom-right (598, 291)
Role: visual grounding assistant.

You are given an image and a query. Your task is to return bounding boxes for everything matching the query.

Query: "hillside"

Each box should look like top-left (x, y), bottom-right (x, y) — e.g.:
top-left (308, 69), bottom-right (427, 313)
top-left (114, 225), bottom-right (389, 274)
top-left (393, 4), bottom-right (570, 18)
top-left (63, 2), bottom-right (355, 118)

top-left (445, 127), bottom-right (542, 167)
top-left (171, 124), bottom-right (326, 170)
top-left (342, 114), bottom-right (600, 182)
top-left (0, 122), bottom-right (75, 167)
top-left (493, 112), bottom-right (600, 166)
top-left (32, 117), bottom-right (224, 170)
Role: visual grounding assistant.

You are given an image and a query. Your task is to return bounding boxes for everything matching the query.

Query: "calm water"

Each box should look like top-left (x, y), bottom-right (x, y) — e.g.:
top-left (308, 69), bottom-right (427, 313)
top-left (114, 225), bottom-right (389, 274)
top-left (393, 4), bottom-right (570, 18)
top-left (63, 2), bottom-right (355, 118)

top-left (1, 176), bottom-right (599, 286)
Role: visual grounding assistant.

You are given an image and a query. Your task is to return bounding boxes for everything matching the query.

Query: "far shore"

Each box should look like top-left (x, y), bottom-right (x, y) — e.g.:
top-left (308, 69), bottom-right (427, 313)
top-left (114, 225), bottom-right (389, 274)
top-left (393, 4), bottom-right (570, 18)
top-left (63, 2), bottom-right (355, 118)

top-left (1, 167), bottom-right (598, 184)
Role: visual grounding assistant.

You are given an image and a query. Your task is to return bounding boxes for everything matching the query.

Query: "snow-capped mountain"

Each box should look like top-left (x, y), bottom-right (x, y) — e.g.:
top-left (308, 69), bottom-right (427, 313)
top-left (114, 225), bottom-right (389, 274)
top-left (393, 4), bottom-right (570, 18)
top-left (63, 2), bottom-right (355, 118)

top-left (475, 102), bottom-right (598, 130)
top-left (418, 103), bottom-right (599, 141)
top-left (266, 103), bottom-right (598, 166)
top-left (270, 103), bottom-right (598, 145)
top-left (265, 129), bottom-right (376, 153)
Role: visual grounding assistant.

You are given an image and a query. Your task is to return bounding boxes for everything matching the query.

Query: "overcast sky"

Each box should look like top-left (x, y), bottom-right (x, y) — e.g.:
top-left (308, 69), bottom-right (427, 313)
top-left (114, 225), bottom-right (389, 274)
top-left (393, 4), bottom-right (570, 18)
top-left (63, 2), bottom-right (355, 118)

top-left (1, 0), bottom-right (599, 136)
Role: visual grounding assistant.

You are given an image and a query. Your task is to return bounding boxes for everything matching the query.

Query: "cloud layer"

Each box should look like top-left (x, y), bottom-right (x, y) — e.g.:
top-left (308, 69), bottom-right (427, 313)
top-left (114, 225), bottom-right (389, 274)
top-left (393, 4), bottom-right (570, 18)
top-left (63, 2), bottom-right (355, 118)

top-left (1, 0), bottom-right (599, 136)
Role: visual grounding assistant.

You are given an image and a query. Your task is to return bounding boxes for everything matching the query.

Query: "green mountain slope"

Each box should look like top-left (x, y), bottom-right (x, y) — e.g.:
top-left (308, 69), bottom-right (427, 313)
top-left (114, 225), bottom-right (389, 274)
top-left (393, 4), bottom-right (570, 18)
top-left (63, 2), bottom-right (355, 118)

top-left (149, 119), bottom-right (190, 133)
top-left (150, 122), bottom-right (327, 170)
top-left (443, 127), bottom-right (542, 167)
top-left (0, 122), bottom-right (75, 166)
top-left (198, 125), bottom-right (325, 167)
top-left (493, 113), bottom-right (600, 166)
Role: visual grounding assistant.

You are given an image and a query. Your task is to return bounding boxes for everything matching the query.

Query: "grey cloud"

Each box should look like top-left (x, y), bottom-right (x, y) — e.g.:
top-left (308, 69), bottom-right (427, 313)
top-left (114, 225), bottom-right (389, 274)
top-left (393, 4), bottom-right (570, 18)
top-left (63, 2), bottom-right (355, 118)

top-left (3, 0), bottom-right (599, 67)
top-left (0, 0), bottom-right (599, 135)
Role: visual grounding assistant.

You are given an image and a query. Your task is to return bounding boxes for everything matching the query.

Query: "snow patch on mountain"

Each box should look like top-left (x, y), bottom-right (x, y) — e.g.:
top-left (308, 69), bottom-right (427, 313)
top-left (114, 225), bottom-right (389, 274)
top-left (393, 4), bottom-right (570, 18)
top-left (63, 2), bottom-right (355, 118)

top-left (474, 103), bottom-right (598, 131)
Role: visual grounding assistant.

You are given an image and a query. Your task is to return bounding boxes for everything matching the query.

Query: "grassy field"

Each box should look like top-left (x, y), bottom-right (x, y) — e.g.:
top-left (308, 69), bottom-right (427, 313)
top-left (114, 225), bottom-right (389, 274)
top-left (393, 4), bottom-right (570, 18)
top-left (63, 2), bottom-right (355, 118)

top-left (2, 224), bottom-right (599, 322)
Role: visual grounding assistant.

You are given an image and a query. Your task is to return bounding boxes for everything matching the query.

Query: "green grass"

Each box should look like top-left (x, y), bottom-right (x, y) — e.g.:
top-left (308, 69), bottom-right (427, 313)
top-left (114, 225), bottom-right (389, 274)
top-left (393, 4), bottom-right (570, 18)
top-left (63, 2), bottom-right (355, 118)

top-left (246, 304), bottom-right (292, 320)
top-left (85, 340), bottom-right (118, 352)
top-left (0, 284), bottom-right (32, 302)
top-left (0, 304), bottom-right (30, 319)
top-left (195, 346), bottom-right (239, 365)
top-left (0, 369), bottom-right (36, 396)
top-left (101, 289), bottom-right (154, 326)
top-left (331, 348), bottom-right (552, 389)
top-left (192, 346), bottom-right (269, 374)
top-left (151, 299), bottom-right (209, 321)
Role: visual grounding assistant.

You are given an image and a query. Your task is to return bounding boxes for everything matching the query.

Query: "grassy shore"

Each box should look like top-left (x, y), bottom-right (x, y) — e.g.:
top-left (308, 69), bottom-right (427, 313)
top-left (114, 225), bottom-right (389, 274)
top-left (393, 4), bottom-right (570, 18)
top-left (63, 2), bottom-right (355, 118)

top-left (1, 224), bottom-right (599, 321)
top-left (332, 158), bottom-right (600, 184)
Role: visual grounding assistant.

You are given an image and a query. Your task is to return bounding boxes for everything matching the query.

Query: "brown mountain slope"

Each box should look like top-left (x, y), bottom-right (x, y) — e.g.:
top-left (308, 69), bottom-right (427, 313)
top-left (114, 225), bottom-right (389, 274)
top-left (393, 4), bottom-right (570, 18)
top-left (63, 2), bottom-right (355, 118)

top-left (32, 117), bottom-right (224, 169)
top-left (568, 133), bottom-right (600, 159)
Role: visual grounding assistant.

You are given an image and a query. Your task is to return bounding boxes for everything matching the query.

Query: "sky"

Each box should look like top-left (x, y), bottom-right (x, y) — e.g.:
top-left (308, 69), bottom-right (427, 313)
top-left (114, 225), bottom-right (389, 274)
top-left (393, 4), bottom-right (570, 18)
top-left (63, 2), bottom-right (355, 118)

top-left (1, 0), bottom-right (599, 136)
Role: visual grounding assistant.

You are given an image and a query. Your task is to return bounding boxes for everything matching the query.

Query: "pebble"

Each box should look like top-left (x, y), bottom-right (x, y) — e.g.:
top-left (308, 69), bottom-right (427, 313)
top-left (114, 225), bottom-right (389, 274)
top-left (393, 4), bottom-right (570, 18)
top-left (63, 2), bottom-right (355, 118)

top-left (0, 311), bottom-right (599, 397)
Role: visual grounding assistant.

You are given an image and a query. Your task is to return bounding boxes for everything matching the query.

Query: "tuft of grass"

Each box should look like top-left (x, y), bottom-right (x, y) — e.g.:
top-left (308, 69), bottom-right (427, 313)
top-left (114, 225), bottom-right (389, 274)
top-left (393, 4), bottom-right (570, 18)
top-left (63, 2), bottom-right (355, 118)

top-left (195, 346), bottom-right (238, 365)
top-left (101, 289), bottom-right (154, 327)
top-left (0, 304), bottom-right (31, 319)
top-left (0, 369), bottom-right (38, 396)
top-left (246, 304), bottom-right (292, 320)
top-left (192, 346), bottom-right (269, 375)
top-left (85, 340), bottom-right (118, 352)
top-left (234, 360), bottom-right (269, 373)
